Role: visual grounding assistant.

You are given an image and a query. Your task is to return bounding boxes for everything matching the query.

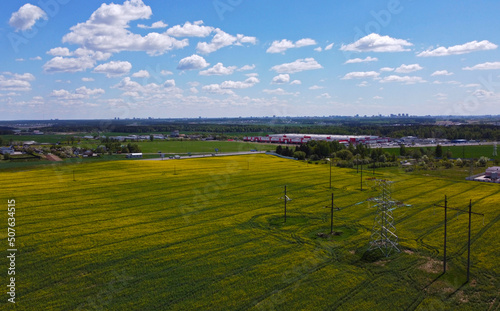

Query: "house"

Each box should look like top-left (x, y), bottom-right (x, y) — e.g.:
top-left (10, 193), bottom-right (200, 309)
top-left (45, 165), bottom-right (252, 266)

top-left (485, 167), bottom-right (500, 180)
top-left (0, 147), bottom-right (14, 155)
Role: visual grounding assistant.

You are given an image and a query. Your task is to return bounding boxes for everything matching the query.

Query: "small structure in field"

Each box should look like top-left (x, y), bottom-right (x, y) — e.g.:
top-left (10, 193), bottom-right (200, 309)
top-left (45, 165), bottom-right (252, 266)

top-left (127, 153), bottom-right (143, 159)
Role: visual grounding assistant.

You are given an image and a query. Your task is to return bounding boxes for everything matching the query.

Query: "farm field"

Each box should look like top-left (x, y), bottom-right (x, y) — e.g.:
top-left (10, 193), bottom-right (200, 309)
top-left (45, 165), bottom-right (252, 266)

top-left (0, 154), bottom-right (499, 310)
top-left (384, 144), bottom-right (500, 161)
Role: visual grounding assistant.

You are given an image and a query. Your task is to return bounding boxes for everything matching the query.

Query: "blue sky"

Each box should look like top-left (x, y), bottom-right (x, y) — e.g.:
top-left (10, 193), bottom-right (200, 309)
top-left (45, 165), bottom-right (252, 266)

top-left (1, 0), bottom-right (500, 120)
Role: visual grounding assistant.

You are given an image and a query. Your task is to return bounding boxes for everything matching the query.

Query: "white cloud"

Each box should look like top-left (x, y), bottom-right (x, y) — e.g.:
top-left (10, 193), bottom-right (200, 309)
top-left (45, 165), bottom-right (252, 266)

top-left (93, 61), bottom-right (132, 77)
top-left (177, 55), bottom-right (209, 70)
top-left (161, 70), bottom-right (173, 75)
top-left (309, 85), bottom-right (324, 90)
top-left (314, 47), bottom-right (322, 52)
top-left (342, 71), bottom-right (380, 80)
top-left (357, 81), bottom-right (369, 87)
top-left (380, 67), bottom-right (394, 72)
top-left (317, 93), bottom-right (331, 99)
top-left (196, 29), bottom-right (256, 54)
top-left (30, 56), bottom-right (42, 61)
top-left (9, 4), bottom-right (47, 31)
top-left (394, 64), bottom-right (423, 73)
top-left (340, 33), bottom-right (413, 52)
top-left (263, 88), bottom-right (298, 96)
top-left (220, 77), bottom-right (259, 89)
top-left (15, 58), bottom-right (25, 62)
top-left (271, 74), bottom-right (290, 84)
top-left (344, 56), bottom-right (378, 64)
top-left (47, 47), bottom-right (72, 56)
top-left (267, 38), bottom-right (316, 53)
top-left (62, 0), bottom-right (188, 56)
top-left (202, 84), bottom-right (235, 95)
top-left (463, 61), bottom-right (500, 71)
top-left (202, 77), bottom-right (259, 94)
top-left (238, 64), bottom-right (256, 71)
top-left (82, 77), bottom-right (95, 82)
top-left (431, 70), bottom-right (453, 76)
top-left (137, 21), bottom-right (168, 29)
top-left (132, 70), bottom-right (150, 78)
top-left (290, 80), bottom-right (302, 85)
top-left (43, 56), bottom-right (95, 73)
top-left (199, 63), bottom-right (237, 76)
top-left (113, 77), bottom-right (179, 96)
top-left (270, 58), bottom-right (323, 74)
top-left (373, 96), bottom-right (383, 100)
top-left (75, 86), bottom-right (105, 96)
top-left (325, 43), bottom-right (334, 51)
top-left (379, 75), bottom-right (426, 84)
top-left (417, 40), bottom-right (497, 57)
top-left (50, 89), bottom-right (86, 100)
top-left (190, 87), bottom-right (199, 94)
top-left (0, 72), bottom-right (35, 92)
top-left (166, 20), bottom-right (214, 37)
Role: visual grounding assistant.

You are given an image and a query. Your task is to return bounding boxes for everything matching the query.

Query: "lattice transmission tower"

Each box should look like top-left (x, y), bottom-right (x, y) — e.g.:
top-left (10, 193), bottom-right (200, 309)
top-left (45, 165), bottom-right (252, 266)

top-left (368, 179), bottom-right (401, 257)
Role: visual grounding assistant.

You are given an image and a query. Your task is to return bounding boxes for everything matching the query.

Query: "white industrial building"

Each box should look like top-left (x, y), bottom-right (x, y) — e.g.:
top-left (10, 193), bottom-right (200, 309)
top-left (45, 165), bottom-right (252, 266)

top-left (243, 134), bottom-right (388, 145)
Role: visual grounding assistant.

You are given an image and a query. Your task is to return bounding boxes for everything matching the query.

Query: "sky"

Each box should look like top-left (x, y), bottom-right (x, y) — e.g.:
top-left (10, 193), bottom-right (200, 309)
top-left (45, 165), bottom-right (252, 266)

top-left (1, 0), bottom-right (500, 120)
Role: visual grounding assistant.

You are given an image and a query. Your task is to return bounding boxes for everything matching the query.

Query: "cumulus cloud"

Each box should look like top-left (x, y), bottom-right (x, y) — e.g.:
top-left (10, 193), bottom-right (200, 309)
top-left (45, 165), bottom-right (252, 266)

top-left (161, 70), bottom-right (173, 75)
top-left (379, 75), bottom-right (426, 84)
top-left (137, 21), bottom-right (168, 29)
top-left (62, 0), bottom-right (188, 56)
top-left (202, 77), bottom-right (259, 95)
top-left (113, 77), bottom-right (178, 97)
top-left (166, 20), bottom-right (214, 37)
top-left (317, 93), bottom-right (331, 99)
top-left (0, 72), bottom-right (35, 91)
top-left (9, 4), bottom-right (47, 31)
top-left (380, 67), bottom-right (394, 72)
top-left (43, 57), bottom-right (96, 73)
top-left (325, 43), bottom-right (334, 51)
top-left (431, 70), bottom-right (453, 76)
top-left (177, 55), bottom-right (209, 70)
top-left (132, 70), bottom-right (150, 78)
top-left (199, 63), bottom-right (237, 76)
top-left (93, 61), bottom-right (132, 77)
top-left (238, 64), bottom-right (256, 71)
top-left (196, 29), bottom-right (256, 54)
top-left (342, 71), bottom-right (380, 80)
top-left (290, 80), bottom-right (302, 85)
top-left (394, 64), bottom-right (423, 73)
top-left (82, 77), bottom-right (95, 82)
top-left (47, 47), bottom-right (72, 56)
top-left (270, 58), bottom-right (323, 74)
top-left (417, 40), bottom-right (497, 57)
top-left (50, 86), bottom-right (104, 101)
top-left (462, 61), bottom-right (500, 71)
top-left (266, 38), bottom-right (317, 53)
top-left (340, 33), bottom-right (413, 52)
top-left (263, 88), bottom-right (299, 96)
top-left (271, 74), bottom-right (290, 84)
top-left (309, 85), bottom-right (324, 90)
top-left (344, 56), bottom-right (378, 64)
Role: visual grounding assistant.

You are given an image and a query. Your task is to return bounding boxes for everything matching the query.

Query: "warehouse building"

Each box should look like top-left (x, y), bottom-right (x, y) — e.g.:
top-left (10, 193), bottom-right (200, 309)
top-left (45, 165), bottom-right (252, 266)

top-left (243, 134), bottom-right (388, 145)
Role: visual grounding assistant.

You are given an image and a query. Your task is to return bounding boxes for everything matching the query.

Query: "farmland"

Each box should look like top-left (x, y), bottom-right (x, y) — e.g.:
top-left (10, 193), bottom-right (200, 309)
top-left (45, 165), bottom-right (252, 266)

top-left (0, 154), bottom-right (499, 310)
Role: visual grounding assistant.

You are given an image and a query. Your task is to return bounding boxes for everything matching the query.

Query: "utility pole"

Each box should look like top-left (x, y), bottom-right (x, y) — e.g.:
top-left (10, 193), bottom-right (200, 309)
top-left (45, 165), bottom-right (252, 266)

top-left (284, 185), bottom-right (287, 222)
top-left (329, 158), bottom-right (332, 189)
top-left (444, 195), bottom-right (447, 273)
top-left (73, 170), bottom-right (75, 182)
top-left (467, 199), bottom-right (472, 283)
top-left (330, 193), bottom-right (334, 234)
top-left (360, 161), bottom-right (363, 191)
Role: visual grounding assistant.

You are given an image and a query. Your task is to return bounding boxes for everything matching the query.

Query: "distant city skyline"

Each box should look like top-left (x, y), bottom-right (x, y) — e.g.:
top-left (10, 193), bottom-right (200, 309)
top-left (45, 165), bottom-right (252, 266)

top-left (1, 0), bottom-right (500, 120)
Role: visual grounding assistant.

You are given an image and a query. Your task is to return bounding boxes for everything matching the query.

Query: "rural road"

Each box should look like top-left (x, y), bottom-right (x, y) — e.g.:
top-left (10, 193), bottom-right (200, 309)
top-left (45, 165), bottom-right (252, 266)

top-left (140, 150), bottom-right (266, 161)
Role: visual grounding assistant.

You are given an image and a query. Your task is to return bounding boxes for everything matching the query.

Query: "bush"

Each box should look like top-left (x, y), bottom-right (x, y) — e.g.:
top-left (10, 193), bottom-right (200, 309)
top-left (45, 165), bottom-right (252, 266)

top-left (293, 151), bottom-right (306, 160)
top-left (309, 154), bottom-right (320, 161)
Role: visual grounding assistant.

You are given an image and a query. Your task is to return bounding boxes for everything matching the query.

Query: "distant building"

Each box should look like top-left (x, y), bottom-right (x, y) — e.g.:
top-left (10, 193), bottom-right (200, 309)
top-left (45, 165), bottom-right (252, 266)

top-left (0, 147), bottom-right (14, 155)
top-left (485, 167), bottom-right (500, 180)
top-left (243, 134), bottom-right (388, 145)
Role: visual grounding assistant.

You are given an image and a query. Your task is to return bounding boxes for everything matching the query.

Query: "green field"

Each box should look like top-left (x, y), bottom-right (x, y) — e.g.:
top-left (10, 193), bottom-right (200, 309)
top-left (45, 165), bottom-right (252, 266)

top-left (1, 155), bottom-right (499, 310)
top-left (136, 140), bottom-right (273, 154)
top-left (385, 144), bottom-right (500, 160)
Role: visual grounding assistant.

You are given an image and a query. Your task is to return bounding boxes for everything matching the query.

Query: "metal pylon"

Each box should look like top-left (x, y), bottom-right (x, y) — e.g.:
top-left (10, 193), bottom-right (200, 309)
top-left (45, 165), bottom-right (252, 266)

top-left (368, 179), bottom-right (400, 257)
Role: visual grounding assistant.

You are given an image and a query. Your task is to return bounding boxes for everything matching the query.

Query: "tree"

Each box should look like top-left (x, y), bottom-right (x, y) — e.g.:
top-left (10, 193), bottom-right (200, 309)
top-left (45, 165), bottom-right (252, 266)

top-left (337, 149), bottom-right (353, 161)
top-left (150, 135), bottom-right (154, 141)
top-left (3, 153), bottom-right (10, 160)
top-left (435, 144), bottom-right (443, 158)
top-left (293, 151), bottom-right (306, 160)
top-left (399, 144), bottom-right (407, 156)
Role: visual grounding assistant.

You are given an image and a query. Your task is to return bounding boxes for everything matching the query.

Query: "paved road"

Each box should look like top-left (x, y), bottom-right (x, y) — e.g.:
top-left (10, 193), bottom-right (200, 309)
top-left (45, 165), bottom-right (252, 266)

top-left (140, 150), bottom-right (266, 161)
